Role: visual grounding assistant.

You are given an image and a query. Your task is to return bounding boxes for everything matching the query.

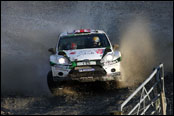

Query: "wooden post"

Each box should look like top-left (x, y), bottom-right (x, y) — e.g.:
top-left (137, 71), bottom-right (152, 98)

top-left (160, 65), bottom-right (167, 115)
top-left (160, 92), bottom-right (167, 115)
top-left (156, 64), bottom-right (167, 115)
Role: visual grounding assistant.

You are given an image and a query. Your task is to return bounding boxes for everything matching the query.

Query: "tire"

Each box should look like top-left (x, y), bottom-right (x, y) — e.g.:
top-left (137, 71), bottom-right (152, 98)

top-left (47, 71), bottom-right (65, 95)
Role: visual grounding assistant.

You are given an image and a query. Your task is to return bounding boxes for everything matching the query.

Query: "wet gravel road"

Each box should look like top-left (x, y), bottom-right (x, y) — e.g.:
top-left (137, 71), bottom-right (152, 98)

top-left (1, 82), bottom-right (133, 115)
top-left (1, 72), bottom-right (173, 115)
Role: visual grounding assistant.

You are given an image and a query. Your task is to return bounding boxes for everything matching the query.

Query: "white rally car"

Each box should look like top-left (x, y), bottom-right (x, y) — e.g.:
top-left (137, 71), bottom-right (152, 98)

top-left (47, 29), bottom-right (122, 92)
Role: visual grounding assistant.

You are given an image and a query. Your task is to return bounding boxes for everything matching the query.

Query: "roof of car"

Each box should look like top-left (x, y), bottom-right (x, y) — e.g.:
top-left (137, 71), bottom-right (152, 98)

top-left (60, 29), bottom-right (105, 37)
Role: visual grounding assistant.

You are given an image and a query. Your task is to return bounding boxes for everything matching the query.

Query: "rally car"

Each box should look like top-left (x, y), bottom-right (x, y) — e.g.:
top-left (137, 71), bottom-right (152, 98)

top-left (47, 29), bottom-right (122, 93)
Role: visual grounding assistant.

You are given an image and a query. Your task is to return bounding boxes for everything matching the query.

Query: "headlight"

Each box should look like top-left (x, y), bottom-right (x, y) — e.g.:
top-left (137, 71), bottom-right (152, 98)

top-left (106, 55), bottom-right (113, 61)
top-left (57, 57), bottom-right (69, 64)
top-left (101, 54), bottom-right (114, 63)
top-left (58, 58), bottom-right (65, 64)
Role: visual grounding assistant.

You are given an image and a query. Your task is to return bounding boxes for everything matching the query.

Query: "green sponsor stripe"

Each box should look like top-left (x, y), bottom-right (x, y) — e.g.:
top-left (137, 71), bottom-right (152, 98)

top-left (50, 61), bottom-right (56, 66)
top-left (69, 61), bottom-right (77, 69)
top-left (67, 34), bottom-right (75, 36)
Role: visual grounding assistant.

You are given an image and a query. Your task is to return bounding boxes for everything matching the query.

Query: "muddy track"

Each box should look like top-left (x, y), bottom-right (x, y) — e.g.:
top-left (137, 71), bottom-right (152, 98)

top-left (1, 82), bottom-right (133, 115)
top-left (1, 72), bottom-right (173, 115)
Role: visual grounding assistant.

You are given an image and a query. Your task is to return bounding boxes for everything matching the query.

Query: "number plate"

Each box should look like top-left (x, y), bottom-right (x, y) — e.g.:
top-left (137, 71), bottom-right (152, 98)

top-left (77, 61), bottom-right (96, 66)
top-left (79, 68), bottom-right (95, 72)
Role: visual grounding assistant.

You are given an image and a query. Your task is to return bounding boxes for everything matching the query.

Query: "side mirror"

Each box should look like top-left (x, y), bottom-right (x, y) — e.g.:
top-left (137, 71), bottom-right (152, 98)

top-left (48, 48), bottom-right (56, 54)
top-left (112, 44), bottom-right (119, 51)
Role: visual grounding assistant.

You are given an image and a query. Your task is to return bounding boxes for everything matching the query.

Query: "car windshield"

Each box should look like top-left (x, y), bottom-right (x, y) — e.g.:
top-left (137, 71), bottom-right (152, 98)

top-left (58, 33), bottom-right (110, 50)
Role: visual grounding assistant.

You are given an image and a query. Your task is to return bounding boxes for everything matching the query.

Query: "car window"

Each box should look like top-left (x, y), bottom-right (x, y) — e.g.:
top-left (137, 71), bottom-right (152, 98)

top-left (58, 34), bottom-right (110, 50)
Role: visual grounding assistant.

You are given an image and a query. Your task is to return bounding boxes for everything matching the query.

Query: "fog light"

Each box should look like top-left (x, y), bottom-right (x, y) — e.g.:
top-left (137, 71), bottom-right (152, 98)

top-left (111, 68), bottom-right (116, 72)
top-left (58, 72), bottom-right (63, 76)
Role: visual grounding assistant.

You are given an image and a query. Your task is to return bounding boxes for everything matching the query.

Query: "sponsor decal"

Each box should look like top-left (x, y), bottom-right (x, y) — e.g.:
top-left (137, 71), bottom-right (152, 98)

top-left (70, 52), bottom-right (76, 55)
top-left (96, 49), bottom-right (103, 54)
top-left (76, 50), bottom-right (95, 57)
top-left (50, 61), bottom-right (56, 66)
top-left (79, 68), bottom-right (95, 72)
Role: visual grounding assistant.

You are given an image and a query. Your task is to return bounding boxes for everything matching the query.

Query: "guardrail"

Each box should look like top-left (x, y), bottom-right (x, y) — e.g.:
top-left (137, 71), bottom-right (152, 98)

top-left (112, 63), bottom-right (167, 115)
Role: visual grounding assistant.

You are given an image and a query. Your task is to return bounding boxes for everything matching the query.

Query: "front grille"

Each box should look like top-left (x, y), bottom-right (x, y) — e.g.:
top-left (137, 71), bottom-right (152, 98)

top-left (69, 65), bottom-right (106, 78)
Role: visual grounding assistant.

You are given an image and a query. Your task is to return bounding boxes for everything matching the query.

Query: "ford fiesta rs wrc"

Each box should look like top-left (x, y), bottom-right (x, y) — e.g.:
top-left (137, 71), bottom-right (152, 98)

top-left (47, 29), bottom-right (122, 93)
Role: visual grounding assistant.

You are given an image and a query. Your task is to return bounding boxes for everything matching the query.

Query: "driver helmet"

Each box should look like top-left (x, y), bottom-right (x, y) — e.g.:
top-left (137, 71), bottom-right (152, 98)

top-left (71, 42), bottom-right (77, 49)
top-left (93, 36), bottom-right (100, 44)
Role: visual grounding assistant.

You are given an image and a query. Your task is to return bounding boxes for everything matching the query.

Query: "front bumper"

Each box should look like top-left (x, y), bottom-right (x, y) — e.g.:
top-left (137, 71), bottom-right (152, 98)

top-left (52, 64), bottom-right (121, 82)
top-left (69, 66), bottom-right (107, 78)
top-left (52, 72), bottom-right (121, 82)
top-left (52, 59), bottom-right (121, 82)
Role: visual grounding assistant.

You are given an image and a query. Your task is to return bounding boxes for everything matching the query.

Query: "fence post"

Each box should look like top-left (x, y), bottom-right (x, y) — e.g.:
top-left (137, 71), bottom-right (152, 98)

top-left (156, 64), bottom-right (167, 115)
top-left (160, 64), bottom-right (167, 115)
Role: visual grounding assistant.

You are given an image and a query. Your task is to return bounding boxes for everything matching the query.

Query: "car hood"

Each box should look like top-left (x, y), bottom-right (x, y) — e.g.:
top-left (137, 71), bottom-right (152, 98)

top-left (63, 48), bottom-right (106, 61)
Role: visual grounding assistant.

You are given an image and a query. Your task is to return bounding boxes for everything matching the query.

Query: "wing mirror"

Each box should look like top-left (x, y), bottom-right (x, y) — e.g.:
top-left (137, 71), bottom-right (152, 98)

top-left (112, 44), bottom-right (119, 51)
top-left (48, 48), bottom-right (56, 54)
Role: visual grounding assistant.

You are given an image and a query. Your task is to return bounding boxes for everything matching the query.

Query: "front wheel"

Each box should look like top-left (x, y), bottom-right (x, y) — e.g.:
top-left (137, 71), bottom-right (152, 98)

top-left (47, 71), bottom-right (66, 96)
